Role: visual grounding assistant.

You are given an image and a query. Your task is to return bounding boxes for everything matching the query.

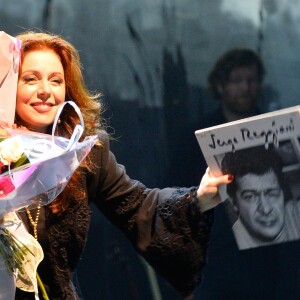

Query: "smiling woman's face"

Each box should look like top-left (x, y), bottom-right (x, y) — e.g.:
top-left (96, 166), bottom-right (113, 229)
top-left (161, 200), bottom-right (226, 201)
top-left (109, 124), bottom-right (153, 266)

top-left (16, 50), bottom-right (66, 133)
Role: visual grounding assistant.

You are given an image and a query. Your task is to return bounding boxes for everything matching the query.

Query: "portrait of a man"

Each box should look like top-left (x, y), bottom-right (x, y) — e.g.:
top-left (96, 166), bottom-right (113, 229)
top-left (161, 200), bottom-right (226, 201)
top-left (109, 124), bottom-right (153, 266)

top-left (221, 145), bottom-right (300, 250)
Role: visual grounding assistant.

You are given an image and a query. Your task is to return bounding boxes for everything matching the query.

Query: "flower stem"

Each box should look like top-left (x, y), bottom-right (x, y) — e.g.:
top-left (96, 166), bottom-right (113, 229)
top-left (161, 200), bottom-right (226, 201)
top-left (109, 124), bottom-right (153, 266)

top-left (37, 272), bottom-right (49, 300)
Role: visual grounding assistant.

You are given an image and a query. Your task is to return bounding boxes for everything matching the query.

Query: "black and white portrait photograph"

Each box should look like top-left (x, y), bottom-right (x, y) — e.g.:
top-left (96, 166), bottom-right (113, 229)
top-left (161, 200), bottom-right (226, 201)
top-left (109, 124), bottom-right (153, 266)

top-left (217, 143), bottom-right (300, 250)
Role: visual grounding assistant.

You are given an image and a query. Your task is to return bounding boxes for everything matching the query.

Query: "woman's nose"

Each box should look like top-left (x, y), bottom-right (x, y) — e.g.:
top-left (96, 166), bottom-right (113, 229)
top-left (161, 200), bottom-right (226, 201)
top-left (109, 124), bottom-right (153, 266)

top-left (37, 81), bottom-right (51, 100)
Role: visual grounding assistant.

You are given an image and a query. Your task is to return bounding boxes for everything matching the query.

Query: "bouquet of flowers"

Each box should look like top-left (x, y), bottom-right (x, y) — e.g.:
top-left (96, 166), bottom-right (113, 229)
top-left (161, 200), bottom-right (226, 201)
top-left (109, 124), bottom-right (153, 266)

top-left (0, 101), bottom-right (98, 300)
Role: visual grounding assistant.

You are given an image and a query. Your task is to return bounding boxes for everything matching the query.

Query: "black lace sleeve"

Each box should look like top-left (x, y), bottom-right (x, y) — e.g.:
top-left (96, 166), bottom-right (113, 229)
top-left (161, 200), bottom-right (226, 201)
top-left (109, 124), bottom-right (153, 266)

top-left (89, 131), bottom-right (214, 298)
top-left (133, 186), bottom-right (213, 299)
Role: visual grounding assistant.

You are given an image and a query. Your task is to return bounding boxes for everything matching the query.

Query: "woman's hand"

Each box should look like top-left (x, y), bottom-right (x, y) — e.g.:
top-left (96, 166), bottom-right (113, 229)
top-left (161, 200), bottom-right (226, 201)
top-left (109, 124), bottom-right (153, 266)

top-left (196, 168), bottom-right (234, 213)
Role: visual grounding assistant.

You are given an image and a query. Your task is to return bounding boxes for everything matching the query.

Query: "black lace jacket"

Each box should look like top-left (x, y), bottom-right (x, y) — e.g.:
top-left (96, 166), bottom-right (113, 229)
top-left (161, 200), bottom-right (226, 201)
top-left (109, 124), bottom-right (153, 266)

top-left (16, 131), bottom-right (213, 300)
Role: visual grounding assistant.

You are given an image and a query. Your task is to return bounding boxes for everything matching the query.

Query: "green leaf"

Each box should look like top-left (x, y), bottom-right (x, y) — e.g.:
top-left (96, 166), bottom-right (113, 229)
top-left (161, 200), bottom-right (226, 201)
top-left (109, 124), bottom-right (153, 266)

top-left (11, 153), bottom-right (29, 169)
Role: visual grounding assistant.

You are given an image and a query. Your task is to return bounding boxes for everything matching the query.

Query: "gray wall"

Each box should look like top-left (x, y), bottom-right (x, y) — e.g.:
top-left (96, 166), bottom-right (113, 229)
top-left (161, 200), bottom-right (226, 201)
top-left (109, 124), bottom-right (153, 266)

top-left (3, 0), bottom-right (300, 108)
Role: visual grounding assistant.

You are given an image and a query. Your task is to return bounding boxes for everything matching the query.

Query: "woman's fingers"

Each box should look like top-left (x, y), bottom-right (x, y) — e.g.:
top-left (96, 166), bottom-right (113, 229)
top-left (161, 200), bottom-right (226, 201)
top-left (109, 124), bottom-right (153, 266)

top-left (196, 168), bottom-right (234, 212)
top-left (207, 173), bottom-right (233, 187)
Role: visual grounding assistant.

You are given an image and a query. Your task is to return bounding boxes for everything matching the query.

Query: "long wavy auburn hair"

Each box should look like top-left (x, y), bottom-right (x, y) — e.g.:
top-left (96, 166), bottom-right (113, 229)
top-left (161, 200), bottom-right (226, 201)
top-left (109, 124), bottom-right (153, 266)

top-left (16, 31), bottom-right (103, 213)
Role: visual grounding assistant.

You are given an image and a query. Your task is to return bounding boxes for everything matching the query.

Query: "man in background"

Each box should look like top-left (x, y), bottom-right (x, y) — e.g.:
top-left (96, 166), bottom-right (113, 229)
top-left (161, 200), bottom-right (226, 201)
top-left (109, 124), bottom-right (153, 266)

top-left (194, 49), bottom-right (300, 299)
top-left (201, 48), bottom-right (264, 127)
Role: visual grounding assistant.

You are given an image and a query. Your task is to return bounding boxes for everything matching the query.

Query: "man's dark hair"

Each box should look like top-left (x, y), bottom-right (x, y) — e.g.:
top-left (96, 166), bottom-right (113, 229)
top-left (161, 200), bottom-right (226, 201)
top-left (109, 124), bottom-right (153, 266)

top-left (221, 146), bottom-right (289, 200)
top-left (208, 48), bottom-right (265, 100)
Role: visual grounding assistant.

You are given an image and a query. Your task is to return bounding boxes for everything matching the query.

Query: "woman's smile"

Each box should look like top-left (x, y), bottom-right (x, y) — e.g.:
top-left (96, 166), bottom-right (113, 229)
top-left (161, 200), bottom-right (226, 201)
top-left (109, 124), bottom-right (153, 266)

top-left (30, 102), bottom-right (55, 113)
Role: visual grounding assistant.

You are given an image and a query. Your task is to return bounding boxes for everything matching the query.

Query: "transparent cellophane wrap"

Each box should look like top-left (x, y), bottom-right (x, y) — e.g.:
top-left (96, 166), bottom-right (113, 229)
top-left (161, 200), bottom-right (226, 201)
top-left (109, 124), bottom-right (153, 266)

top-left (0, 129), bottom-right (97, 218)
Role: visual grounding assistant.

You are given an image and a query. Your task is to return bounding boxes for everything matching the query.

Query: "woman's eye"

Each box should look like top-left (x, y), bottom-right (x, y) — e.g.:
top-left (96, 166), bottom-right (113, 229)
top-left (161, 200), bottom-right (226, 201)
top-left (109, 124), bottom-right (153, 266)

top-left (23, 76), bottom-right (37, 83)
top-left (50, 78), bottom-right (64, 84)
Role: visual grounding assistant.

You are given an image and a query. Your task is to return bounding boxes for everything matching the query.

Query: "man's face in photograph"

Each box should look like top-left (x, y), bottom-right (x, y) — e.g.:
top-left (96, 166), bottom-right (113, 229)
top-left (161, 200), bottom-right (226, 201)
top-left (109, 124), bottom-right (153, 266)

top-left (233, 170), bottom-right (285, 241)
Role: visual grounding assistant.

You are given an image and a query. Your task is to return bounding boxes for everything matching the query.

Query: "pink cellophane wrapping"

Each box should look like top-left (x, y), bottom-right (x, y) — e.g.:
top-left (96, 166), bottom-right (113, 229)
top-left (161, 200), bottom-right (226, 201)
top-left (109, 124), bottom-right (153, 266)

top-left (0, 32), bottom-right (20, 125)
top-left (0, 129), bottom-right (98, 219)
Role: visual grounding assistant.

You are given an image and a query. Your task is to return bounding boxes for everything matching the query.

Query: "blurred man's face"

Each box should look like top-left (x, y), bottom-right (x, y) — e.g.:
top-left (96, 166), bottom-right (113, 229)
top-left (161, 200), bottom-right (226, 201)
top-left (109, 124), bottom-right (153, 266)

top-left (217, 65), bottom-right (261, 114)
top-left (233, 170), bottom-right (285, 242)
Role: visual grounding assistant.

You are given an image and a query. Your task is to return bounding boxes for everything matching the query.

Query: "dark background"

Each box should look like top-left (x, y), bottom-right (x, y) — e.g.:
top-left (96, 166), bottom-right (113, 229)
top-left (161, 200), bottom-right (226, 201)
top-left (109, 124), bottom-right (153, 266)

top-left (1, 1), bottom-right (300, 299)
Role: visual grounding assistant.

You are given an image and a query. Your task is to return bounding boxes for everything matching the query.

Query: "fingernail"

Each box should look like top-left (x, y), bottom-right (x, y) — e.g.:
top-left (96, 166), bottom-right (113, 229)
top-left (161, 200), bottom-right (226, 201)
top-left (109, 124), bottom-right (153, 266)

top-left (228, 175), bottom-right (234, 181)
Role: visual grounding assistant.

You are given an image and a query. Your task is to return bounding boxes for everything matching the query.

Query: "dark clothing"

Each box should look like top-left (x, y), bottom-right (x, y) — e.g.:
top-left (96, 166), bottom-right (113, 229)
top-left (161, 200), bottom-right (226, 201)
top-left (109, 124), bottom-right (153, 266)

top-left (15, 130), bottom-right (213, 300)
top-left (195, 107), bottom-right (300, 300)
top-left (200, 107), bottom-right (227, 128)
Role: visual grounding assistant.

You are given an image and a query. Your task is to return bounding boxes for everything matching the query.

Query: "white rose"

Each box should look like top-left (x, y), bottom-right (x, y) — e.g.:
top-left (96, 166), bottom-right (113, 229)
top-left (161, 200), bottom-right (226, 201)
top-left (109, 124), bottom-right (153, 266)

top-left (0, 137), bottom-right (24, 165)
